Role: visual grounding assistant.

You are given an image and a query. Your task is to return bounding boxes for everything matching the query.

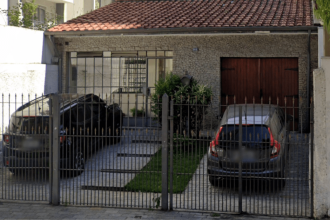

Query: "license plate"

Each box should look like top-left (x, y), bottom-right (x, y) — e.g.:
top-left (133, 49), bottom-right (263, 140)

top-left (230, 149), bottom-right (258, 162)
top-left (21, 139), bottom-right (40, 150)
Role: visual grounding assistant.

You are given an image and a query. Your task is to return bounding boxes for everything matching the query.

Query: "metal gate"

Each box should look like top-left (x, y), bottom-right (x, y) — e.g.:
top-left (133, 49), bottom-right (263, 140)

top-left (0, 92), bottom-right (313, 217)
top-left (163, 95), bottom-right (313, 217)
top-left (0, 94), bottom-right (51, 202)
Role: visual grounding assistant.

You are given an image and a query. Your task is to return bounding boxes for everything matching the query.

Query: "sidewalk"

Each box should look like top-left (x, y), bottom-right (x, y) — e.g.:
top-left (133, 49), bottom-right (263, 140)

top-left (0, 201), bottom-right (320, 220)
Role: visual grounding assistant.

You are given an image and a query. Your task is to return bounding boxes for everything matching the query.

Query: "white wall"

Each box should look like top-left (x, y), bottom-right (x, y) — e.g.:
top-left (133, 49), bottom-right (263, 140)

top-left (313, 57), bottom-right (330, 218)
top-left (101, 0), bottom-right (113, 7)
top-left (0, 25), bottom-right (59, 137)
top-left (84, 0), bottom-right (95, 14)
top-left (66, 0), bottom-right (85, 21)
top-left (0, 25), bottom-right (53, 64)
top-left (0, 0), bottom-right (8, 25)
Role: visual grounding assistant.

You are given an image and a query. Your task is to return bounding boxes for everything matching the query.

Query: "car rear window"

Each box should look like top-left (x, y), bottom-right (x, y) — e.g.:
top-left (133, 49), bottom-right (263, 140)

top-left (21, 117), bottom-right (50, 134)
top-left (218, 125), bottom-right (270, 143)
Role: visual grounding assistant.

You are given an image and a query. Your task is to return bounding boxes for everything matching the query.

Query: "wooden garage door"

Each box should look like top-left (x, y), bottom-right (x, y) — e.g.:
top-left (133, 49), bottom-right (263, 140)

top-left (221, 58), bottom-right (298, 129)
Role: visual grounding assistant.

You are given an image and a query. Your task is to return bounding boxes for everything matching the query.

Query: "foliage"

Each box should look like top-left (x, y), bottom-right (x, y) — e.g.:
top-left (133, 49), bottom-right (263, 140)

top-left (314, 0), bottom-right (330, 32)
top-left (151, 74), bottom-right (212, 136)
top-left (130, 107), bottom-right (145, 117)
top-left (0, 0), bottom-right (62, 31)
top-left (21, 0), bottom-right (38, 28)
top-left (173, 133), bottom-right (197, 147)
top-left (95, 0), bottom-right (100, 9)
top-left (152, 196), bottom-right (161, 209)
top-left (5, 4), bottom-right (21, 26)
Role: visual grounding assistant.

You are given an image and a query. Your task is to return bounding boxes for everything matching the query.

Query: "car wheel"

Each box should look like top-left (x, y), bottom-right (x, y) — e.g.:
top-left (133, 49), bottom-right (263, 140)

top-left (70, 146), bottom-right (85, 177)
top-left (209, 176), bottom-right (223, 187)
top-left (273, 170), bottom-right (286, 191)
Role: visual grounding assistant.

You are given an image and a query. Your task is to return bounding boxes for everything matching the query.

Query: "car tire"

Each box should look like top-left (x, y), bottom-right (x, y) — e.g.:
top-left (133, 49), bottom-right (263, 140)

top-left (273, 170), bottom-right (286, 191)
top-left (209, 176), bottom-right (223, 187)
top-left (69, 146), bottom-right (85, 177)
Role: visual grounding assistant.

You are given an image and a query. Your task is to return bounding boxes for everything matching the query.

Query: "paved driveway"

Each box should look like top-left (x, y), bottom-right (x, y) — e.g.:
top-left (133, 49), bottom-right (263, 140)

top-left (173, 133), bottom-right (310, 216)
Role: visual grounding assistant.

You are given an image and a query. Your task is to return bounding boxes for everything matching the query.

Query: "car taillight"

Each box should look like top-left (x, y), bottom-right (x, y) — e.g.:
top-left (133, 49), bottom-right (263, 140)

top-left (60, 136), bottom-right (66, 143)
top-left (215, 126), bottom-right (223, 145)
top-left (4, 135), bottom-right (9, 143)
top-left (210, 126), bottom-right (223, 157)
top-left (210, 140), bottom-right (218, 157)
top-left (268, 127), bottom-right (281, 158)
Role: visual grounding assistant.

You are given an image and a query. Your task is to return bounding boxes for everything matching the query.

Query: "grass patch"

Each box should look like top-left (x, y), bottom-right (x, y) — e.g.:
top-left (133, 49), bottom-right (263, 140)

top-left (211, 213), bottom-right (221, 217)
top-left (124, 139), bottom-right (208, 193)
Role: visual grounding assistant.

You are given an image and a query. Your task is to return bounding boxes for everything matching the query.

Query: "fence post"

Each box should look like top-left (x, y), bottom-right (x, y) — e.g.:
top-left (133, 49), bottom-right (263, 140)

top-left (51, 94), bottom-right (60, 205)
top-left (161, 94), bottom-right (169, 211)
top-left (238, 106), bottom-right (243, 214)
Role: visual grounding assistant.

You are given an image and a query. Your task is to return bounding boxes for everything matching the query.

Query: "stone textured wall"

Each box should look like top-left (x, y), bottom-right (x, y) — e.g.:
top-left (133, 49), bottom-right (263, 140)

top-left (55, 33), bottom-right (318, 129)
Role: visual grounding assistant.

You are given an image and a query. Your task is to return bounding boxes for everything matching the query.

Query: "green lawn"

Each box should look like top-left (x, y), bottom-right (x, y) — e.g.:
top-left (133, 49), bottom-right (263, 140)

top-left (124, 140), bottom-right (208, 193)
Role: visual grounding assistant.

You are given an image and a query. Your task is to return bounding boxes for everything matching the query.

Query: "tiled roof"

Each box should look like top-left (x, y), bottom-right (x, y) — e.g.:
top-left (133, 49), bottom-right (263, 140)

top-left (48, 0), bottom-right (313, 32)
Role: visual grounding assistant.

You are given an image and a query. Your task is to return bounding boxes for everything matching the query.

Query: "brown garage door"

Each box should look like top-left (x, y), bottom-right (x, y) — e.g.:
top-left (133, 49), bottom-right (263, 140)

top-left (221, 58), bottom-right (298, 130)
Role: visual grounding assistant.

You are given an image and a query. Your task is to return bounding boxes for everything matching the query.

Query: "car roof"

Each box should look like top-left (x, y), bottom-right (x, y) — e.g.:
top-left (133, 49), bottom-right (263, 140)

top-left (13, 94), bottom-right (103, 117)
top-left (220, 104), bottom-right (278, 126)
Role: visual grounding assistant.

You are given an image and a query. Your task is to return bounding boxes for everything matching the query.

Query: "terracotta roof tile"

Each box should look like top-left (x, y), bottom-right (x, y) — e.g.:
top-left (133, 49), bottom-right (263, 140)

top-left (48, 0), bottom-right (314, 32)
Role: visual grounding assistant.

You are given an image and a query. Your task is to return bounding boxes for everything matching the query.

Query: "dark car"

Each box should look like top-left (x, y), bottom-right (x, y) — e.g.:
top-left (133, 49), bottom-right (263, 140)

top-left (207, 104), bottom-right (291, 188)
top-left (2, 94), bottom-right (123, 176)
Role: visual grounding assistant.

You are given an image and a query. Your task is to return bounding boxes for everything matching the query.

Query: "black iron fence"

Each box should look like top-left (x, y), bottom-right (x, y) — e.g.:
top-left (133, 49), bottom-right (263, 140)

top-left (0, 93), bottom-right (313, 217)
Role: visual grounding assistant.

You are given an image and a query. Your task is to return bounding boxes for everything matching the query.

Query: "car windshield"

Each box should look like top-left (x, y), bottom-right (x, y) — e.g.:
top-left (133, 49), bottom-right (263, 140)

top-left (218, 125), bottom-right (270, 144)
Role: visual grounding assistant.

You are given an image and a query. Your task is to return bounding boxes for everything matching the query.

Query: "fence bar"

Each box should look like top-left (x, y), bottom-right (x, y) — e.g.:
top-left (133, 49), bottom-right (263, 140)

top-left (238, 106), bottom-right (243, 214)
top-left (169, 100), bottom-right (174, 210)
top-left (310, 99), bottom-right (314, 218)
top-left (161, 94), bottom-right (169, 211)
top-left (51, 94), bottom-right (60, 205)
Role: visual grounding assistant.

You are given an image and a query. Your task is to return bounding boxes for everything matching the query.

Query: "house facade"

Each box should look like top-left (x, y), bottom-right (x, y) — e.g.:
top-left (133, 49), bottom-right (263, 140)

top-left (46, 0), bottom-right (317, 131)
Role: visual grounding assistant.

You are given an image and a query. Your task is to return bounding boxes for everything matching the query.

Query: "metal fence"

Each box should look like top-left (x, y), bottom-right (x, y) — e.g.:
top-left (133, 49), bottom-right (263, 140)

top-left (163, 95), bottom-right (313, 217)
top-left (0, 94), bottom-right (51, 202)
top-left (0, 93), bottom-right (313, 217)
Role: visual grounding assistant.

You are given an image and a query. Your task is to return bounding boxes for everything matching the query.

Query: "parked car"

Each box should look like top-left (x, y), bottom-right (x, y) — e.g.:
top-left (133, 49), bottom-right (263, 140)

top-left (2, 94), bottom-right (123, 176)
top-left (207, 104), bottom-right (291, 189)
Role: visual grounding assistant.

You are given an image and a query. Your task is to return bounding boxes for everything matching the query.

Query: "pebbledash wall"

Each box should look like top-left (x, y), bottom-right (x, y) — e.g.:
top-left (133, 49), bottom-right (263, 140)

top-left (54, 33), bottom-right (318, 128)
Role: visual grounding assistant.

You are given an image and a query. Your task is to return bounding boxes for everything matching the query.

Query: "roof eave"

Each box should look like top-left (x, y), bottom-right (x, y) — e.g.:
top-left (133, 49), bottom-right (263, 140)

top-left (45, 26), bottom-right (318, 37)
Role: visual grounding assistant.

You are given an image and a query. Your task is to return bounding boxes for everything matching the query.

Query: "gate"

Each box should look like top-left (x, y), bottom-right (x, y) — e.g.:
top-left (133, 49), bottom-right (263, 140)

top-left (0, 94), bottom-right (51, 202)
top-left (0, 92), bottom-right (313, 217)
top-left (163, 95), bottom-right (313, 217)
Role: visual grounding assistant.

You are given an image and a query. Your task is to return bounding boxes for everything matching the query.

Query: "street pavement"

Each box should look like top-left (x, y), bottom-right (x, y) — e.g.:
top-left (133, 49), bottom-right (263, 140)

top-left (0, 201), bottom-right (320, 220)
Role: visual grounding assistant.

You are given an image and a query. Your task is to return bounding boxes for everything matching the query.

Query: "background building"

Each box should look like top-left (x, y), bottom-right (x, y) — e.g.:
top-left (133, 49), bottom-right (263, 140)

top-left (1, 0), bottom-right (113, 26)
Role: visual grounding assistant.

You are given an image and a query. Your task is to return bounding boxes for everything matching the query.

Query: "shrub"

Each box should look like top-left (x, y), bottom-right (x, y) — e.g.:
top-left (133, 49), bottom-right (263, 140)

top-left (130, 107), bottom-right (145, 117)
top-left (151, 74), bottom-right (212, 136)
